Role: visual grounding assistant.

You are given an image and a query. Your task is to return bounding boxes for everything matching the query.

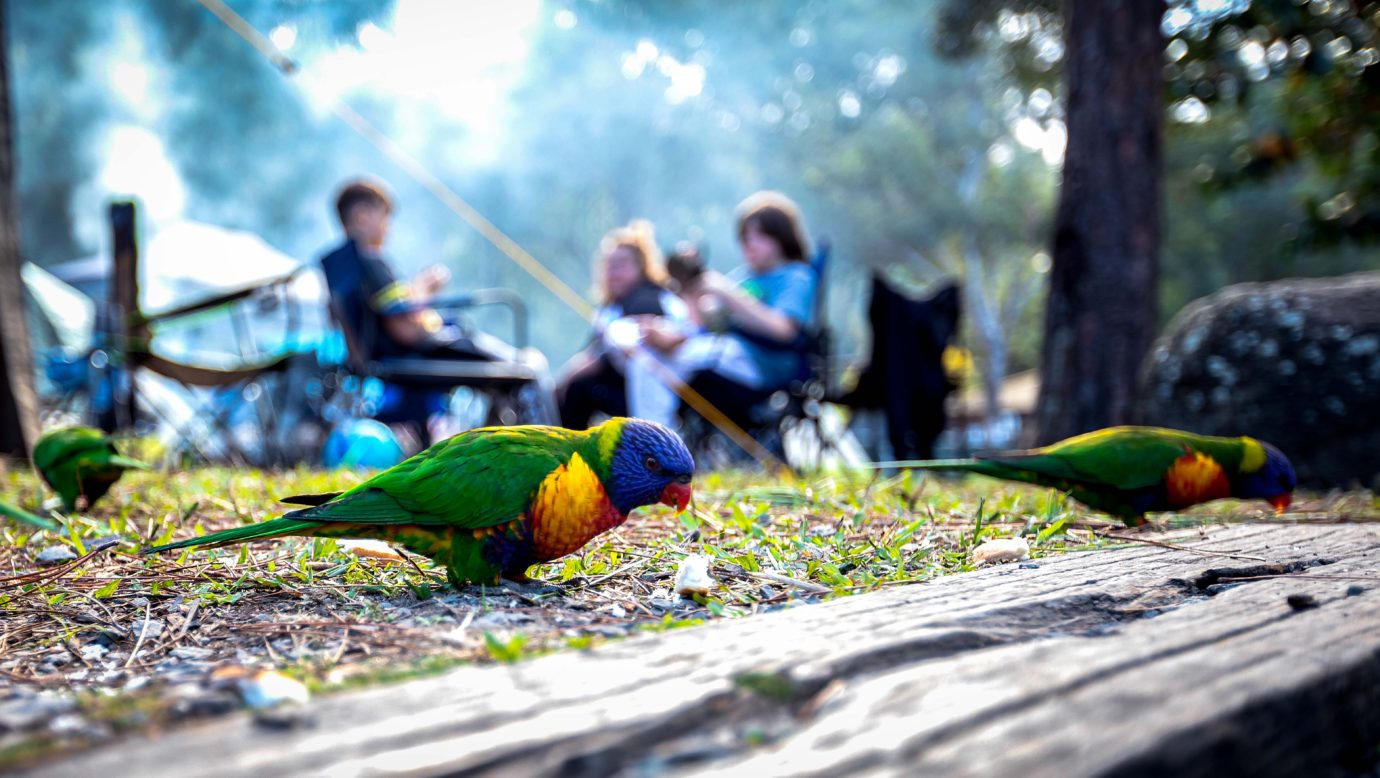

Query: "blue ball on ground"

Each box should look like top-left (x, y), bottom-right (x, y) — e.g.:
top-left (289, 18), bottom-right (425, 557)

top-left (323, 419), bottom-right (404, 470)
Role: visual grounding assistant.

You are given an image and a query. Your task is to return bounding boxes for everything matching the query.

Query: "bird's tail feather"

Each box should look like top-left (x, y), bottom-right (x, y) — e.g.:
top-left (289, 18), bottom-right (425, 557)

top-left (867, 458), bottom-right (1037, 482)
top-left (279, 492), bottom-right (342, 507)
top-left (142, 518), bottom-right (320, 554)
top-left (108, 455), bottom-right (151, 471)
top-left (866, 458), bottom-right (986, 471)
top-left (0, 499), bottom-right (60, 531)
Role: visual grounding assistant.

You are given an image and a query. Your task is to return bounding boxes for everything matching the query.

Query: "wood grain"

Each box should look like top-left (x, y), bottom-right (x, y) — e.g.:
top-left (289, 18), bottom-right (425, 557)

top-left (23, 524), bottom-right (1380, 777)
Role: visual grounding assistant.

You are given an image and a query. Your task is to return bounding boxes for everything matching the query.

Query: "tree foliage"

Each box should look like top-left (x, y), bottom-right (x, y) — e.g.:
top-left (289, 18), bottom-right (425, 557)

top-left (938, 0), bottom-right (1380, 322)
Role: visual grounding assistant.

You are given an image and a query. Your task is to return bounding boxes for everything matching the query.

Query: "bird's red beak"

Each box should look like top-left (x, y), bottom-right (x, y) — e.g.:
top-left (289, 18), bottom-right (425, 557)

top-left (1269, 493), bottom-right (1292, 512)
top-left (659, 481), bottom-right (692, 512)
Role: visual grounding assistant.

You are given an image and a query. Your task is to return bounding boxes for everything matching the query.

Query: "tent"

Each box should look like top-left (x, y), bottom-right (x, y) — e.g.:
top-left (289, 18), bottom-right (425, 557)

top-left (47, 219), bottom-right (332, 367)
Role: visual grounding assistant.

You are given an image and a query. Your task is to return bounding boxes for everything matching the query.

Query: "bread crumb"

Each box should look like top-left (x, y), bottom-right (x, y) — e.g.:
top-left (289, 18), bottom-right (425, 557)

top-left (972, 537), bottom-right (1031, 565)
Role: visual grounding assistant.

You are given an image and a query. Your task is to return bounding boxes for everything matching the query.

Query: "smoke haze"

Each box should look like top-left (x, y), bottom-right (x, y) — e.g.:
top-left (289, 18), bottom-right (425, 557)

top-left (9, 0), bottom-right (1058, 369)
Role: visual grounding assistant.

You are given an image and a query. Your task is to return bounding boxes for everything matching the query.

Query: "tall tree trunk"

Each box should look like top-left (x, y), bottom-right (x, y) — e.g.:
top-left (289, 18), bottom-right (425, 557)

top-left (1035, 0), bottom-right (1162, 443)
top-left (0, 3), bottom-right (37, 458)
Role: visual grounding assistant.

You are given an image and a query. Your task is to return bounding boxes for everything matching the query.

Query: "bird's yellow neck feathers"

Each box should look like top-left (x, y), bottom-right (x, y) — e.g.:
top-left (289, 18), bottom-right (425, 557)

top-left (1239, 437), bottom-right (1266, 473)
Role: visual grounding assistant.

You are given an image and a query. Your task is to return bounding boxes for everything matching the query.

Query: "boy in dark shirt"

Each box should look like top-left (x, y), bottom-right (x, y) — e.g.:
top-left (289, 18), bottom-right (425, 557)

top-left (319, 179), bottom-right (554, 429)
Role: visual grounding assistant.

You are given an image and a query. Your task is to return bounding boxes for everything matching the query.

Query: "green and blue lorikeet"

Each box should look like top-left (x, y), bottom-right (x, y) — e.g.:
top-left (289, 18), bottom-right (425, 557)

top-left (33, 426), bottom-right (150, 512)
top-left (890, 426), bottom-right (1295, 526)
top-left (0, 497), bottom-right (59, 531)
top-left (145, 418), bottom-right (695, 588)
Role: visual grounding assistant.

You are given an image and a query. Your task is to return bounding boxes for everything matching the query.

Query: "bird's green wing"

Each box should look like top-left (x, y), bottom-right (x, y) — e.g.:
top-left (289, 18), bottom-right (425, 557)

top-left (285, 425), bottom-right (588, 530)
top-left (981, 427), bottom-right (1213, 491)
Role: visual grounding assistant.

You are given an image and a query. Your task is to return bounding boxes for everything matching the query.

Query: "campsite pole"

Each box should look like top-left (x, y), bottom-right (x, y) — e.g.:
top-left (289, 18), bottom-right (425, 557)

top-left (107, 201), bottom-right (143, 431)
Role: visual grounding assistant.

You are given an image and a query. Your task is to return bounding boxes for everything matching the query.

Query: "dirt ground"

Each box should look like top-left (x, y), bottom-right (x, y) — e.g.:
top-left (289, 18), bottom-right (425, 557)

top-left (2, 463), bottom-right (1370, 766)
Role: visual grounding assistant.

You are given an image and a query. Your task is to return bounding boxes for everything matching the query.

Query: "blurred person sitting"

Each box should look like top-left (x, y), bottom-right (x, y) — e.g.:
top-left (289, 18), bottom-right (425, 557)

top-left (673, 191), bottom-right (816, 431)
top-left (319, 178), bottom-right (555, 437)
top-left (666, 240), bottom-right (715, 331)
top-left (557, 221), bottom-right (692, 429)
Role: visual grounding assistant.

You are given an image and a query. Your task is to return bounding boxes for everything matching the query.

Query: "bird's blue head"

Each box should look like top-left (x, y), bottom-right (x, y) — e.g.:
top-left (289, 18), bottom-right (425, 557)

top-left (604, 418), bottom-right (695, 515)
top-left (1233, 440), bottom-right (1296, 511)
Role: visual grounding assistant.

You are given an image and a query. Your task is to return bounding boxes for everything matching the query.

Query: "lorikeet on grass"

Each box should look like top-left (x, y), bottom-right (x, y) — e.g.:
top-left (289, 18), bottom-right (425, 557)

top-left (891, 426), bottom-right (1295, 527)
top-left (145, 418), bottom-right (695, 588)
top-left (0, 497), bottom-right (60, 531)
top-left (33, 427), bottom-right (150, 512)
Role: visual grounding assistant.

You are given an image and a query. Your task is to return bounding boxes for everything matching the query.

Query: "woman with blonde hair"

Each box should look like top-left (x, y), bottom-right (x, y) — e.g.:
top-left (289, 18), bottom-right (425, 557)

top-left (556, 220), bottom-right (691, 428)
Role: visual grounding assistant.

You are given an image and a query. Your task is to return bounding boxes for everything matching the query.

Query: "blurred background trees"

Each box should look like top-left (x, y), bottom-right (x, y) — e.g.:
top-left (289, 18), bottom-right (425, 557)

top-left (6, 0), bottom-right (1380, 438)
top-left (941, 0), bottom-right (1380, 438)
top-left (940, 0), bottom-right (1380, 317)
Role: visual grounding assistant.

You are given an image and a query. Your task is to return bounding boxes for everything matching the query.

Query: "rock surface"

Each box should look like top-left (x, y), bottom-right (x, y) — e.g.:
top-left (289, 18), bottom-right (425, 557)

top-left (1140, 271), bottom-right (1380, 488)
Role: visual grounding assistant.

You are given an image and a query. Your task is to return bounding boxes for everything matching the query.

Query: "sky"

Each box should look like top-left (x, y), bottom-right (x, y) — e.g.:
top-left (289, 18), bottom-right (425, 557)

top-left (72, 0), bottom-right (547, 251)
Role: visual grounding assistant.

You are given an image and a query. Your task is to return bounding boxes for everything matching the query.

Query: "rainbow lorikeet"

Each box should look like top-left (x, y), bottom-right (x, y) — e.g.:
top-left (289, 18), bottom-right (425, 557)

top-left (891, 426), bottom-right (1295, 527)
top-left (33, 427), bottom-right (150, 512)
top-left (145, 418), bottom-right (694, 588)
top-left (0, 497), bottom-right (59, 531)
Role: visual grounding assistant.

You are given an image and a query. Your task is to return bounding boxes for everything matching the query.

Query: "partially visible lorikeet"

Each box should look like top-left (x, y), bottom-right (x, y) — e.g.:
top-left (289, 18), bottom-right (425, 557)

top-left (891, 426), bottom-right (1295, 526)
top-left (145, 418), bottom-right (695, 588)
top-left (33, 427), bottom-right (151, 512)
top-left (0, 497), bottom-right (59, 531)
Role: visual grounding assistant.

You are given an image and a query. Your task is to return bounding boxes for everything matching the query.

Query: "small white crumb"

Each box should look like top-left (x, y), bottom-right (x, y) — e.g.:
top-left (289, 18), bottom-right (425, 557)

top-left (339, 539), bottom-right (403, 562)
top-left (674, 553), bottom-right (717, 597)
top-left (972, 537), bottom-right (1031, 566)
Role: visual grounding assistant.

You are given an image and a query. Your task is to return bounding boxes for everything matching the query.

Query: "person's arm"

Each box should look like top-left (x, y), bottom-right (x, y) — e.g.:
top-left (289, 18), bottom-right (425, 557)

top-left (699, 271), bottom-right (803, 343)
top-left (637, 292), bottom-right (697, 353)
top-left (360, 256), bottom-right (442, 348)
top-left (409, 265), bottom-right (450, 304)
top-left (639, 317), bottom-right (688, 353)
top-left (381, 310), bottom-right (443, 348)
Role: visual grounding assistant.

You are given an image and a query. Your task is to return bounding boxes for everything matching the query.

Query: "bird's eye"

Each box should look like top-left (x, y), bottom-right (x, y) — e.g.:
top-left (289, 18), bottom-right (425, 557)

top-left (644, 456), bottom-right (661, 472)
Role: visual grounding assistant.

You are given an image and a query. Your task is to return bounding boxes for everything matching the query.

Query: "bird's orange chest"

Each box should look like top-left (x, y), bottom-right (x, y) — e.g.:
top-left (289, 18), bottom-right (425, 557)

top-left (527, 453), bottom-right (625, 560)
top-left (1163, 451), bottom-right (1230, 508)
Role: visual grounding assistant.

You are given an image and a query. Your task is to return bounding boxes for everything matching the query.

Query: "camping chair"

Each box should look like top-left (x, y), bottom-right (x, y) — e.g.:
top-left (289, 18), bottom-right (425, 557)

top-left (680, 240), bottom-right (843, 471)
top-left (326, 288), bottom-right (544, 435)
top-left (837, 275), bottom-right (962, 462)
top-left (98, 201), bottom-right (312, 466)
top-left (754, 239), bottom-right (847, 469)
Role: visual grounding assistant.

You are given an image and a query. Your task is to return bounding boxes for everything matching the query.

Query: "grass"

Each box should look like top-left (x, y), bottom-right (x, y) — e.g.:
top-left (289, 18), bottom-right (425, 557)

top-left (0, 458), bottom-right (1359, 766)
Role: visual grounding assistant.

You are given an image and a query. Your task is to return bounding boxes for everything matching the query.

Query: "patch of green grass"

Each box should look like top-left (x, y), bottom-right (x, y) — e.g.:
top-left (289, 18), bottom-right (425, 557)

top-left (734, 670), bottom-right (807, 703)
top-left (3, 455), bottom-right (1297, 763)
top-left (482, 632), bottom-right (528, 663)
top-left (0, 463), bottom-right (1115, 646)
top-left (304, 653), bottom-right (473, 695)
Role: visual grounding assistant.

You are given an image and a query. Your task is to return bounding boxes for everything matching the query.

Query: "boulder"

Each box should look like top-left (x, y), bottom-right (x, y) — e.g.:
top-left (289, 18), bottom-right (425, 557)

top-left (1140, 272), bottom-right (1380, 489)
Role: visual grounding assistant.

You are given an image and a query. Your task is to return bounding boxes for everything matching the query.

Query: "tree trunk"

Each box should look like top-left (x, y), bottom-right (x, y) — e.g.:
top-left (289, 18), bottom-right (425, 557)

top-left (1035, 0), bottom-right (1162, 443)
top-left (0, 2), bottom-right (38, 458)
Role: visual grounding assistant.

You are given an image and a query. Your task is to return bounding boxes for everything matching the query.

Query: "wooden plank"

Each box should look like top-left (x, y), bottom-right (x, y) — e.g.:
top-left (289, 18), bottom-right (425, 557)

top-left (22, 524), bottom-right (1380, 777)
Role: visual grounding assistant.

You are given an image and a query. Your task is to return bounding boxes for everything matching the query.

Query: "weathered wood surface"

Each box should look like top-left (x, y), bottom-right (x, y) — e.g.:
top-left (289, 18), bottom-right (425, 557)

top-left (24, 524), bottom-right (1380, 777)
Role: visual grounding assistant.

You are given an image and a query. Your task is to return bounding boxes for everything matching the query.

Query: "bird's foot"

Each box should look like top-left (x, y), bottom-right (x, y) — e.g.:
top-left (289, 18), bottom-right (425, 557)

top-left (446, 570), bottom-right (469, 592)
